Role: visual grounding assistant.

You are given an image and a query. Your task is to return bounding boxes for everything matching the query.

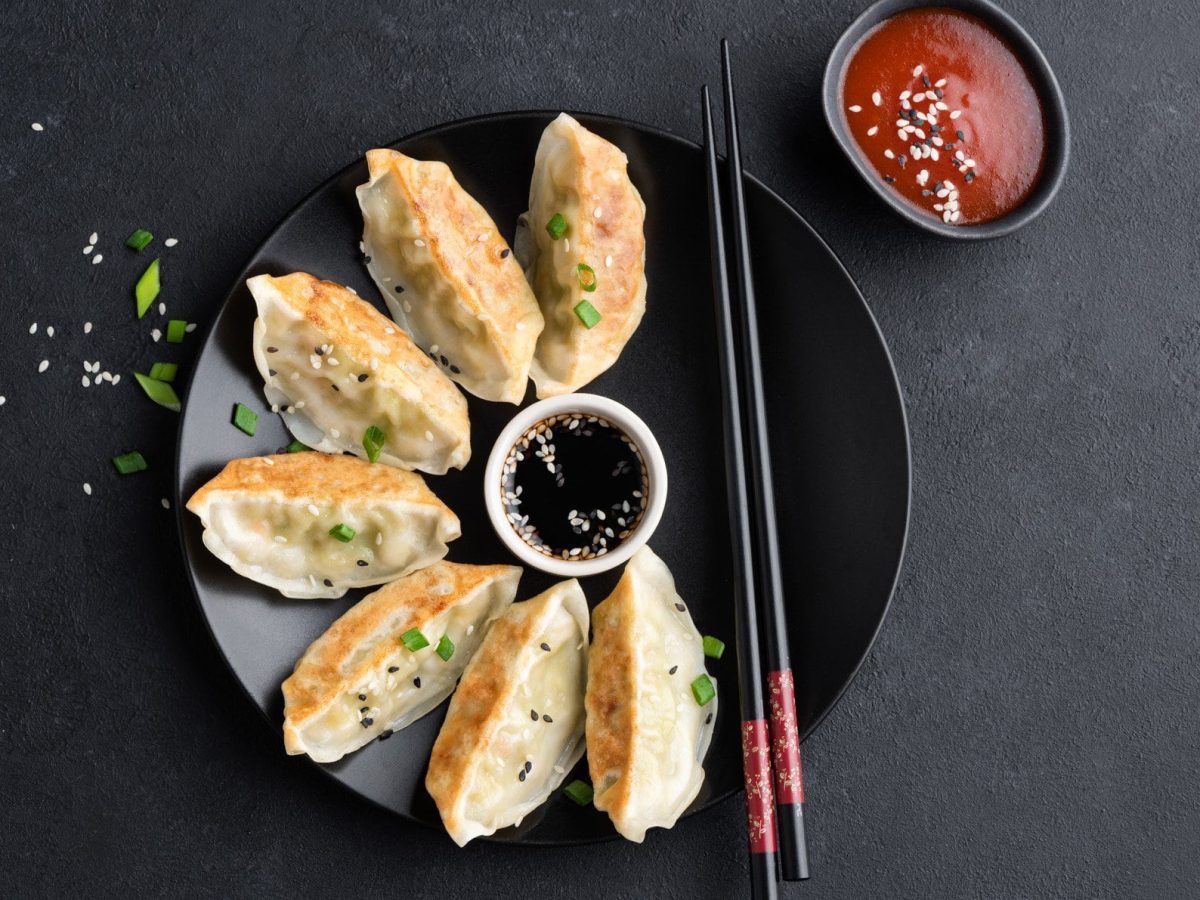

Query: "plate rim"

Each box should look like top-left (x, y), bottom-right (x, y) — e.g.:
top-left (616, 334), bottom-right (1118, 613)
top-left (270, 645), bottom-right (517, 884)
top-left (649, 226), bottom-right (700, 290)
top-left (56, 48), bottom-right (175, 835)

top-left (173, 108), bottom-right (912, 843)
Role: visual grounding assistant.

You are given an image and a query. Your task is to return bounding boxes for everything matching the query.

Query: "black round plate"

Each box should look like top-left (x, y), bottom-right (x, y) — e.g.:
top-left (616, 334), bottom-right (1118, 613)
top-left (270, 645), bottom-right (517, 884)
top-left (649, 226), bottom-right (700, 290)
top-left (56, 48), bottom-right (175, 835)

top-left (175, 112), bottom-right (910, 845)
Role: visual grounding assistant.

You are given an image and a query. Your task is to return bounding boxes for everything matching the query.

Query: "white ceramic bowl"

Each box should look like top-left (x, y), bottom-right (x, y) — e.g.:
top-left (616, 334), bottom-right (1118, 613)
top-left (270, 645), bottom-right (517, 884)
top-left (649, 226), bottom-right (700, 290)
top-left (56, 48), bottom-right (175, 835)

top-left (483, 393), bottom-right (668, 577)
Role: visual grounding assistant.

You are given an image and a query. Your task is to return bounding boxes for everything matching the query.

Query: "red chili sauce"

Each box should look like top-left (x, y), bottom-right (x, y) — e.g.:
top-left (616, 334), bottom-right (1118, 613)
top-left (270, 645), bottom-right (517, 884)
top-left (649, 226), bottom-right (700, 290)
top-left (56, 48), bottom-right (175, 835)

top-left (840, 7), bottom-right (1045, 225)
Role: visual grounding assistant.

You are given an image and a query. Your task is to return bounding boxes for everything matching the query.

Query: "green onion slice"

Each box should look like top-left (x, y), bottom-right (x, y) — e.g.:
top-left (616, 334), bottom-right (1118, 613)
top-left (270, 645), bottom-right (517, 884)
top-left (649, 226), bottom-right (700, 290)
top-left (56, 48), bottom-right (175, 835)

top-left (573, 299), bottom-right (602, 329)
top-left (690, 673), bottom-right (716, 707)
top-left (135, 259), bottom-right (160, 319)
top-left (111, 451), bottom-right (148, 475)
top-left (436, 634), bottom-right (455, 662)
top-left (400, 628), bottom-right (430, 652)
top-left (148, 362), bottom-right (178, 383)
top-left (125, 229), bottom-right (154, 252)
top-left (563, 780), bottom-right (594, 806)
top-left (232, 402), bottom-right (258, 436)
top-left (363, 425), bottom-right (386, 464)
top-left (702, 635), bottom-right (726, 660)
top-left (545, 212), bottom-right (567, 240)
top-left (575, 262), bottom-right (597, 292)
top-left (328, 523), bottom-right (356, 543)
top-left (134, 372), bottom-right (181, 412)
top-left (285, 440), bottom-right (310, 453)
top-left (166, 319), bottom-right (187, 343)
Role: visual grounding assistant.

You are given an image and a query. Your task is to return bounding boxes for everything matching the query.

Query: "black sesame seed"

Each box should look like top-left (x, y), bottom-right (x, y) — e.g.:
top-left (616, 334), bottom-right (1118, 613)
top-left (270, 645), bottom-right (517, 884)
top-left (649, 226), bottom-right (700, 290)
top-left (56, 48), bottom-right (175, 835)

top-left (361, 717), bottom-right (374, 727)
top-left (388, 666), bottom-right (399, 673)
top-left (883, 176), bottom-right (895, 184)
top-left (267, 347), bottom-right (278, 353)
top-left (930, 124), bottom-right (940, 134)
top-left (360, 706), bottom-right (369, 713)
top-left (935, 89), bottom-right (944, 99)
top-left (378, 729), bottom-right (393, 741)
top-left (331, 384), bottom-right (340, 392)
top-left (518, 770), bottom-right (526, 782)
top-left (956, 130), bottom-right (965, 141)
top-left (394, 285), bottom-right (405, 293)
top-left (965, 172), bottom-right (976, 183)
top-left (531, 710), bottom-right (539, 721)
top-left (449, 365), bottom-right (461, 374)
top-left (315, 346), bottom-right (325, 356)
top-left (540, 643), bottom-right (551, 652)
top-left (669, 665), bottom-right (678, 675)
top-left (922, 74), bottom-right (930, 87)
top-left (524, 760), bottom-right (532, 773)
top-left (357, 374), bottom-right (368, 382)
top-left (439, 355), bottom-right (448, 366)
top-left (705, 713), bottom-right (713, 725)
top-left (500, 248), bottom-right (510, 259)
top-left (363, 255), bottom-right (372, 264)
top-left (921, 189), bottom-right (932, 197)
top-left (898, 155), bottom-right (907, 168)
top-left (933, 182), bottom-right (944, 193)
top-left (358, 693), bottom-right (367, 701)
top-left (268, 369), bottom-right (277, 377)
top-left (413, 677), bottom-right (422, 688)
top-left (324, 578), bottom-right (333, 587)
top-left (542, 714), bottom-right (553, 723)
top-left (675, 602), bottom-right (686, 612)
top-left (357, 560), bottom-right (368, 567)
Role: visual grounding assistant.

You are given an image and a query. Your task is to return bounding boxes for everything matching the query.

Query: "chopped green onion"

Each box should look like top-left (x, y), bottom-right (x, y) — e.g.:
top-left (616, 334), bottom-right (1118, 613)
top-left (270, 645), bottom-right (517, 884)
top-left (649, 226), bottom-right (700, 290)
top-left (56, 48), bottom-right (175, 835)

top-left (166, 319), bottom-right (187, 343)
top-left (545, 212), bottom-right (567, 240)
top-left (125, 229), bottom-right (154, 252)
top-left (111, 451), bottom-right (148, 475)
top-left (148, 362), bottom-right (178, 383)
top-left (133, 372), bottom-right (181, 412)
top-left (573, 299), bottom-right (602, 329)
top-left (232, 402), bottom-right (257, 436)
top-left (400, 628), bottom-right (430, 652)
top-left (363, 425), bottom-right (386, 463)
top-left (576, 262), bottom-right (597, 292)
top-left (135, 259), bottom-right (160, 319)
top-left (690, 673), bottom-right (716, 707)
top-left (563, 780), bottom-right (594, 806)
top-left (702, 635), bottom-right (726, 660)
top-left (285, 440), bottom-right (310, 453)
top-left (436, 634), bottom-right (455, 662)
top-left (328, 523), bottom-right (356, 543)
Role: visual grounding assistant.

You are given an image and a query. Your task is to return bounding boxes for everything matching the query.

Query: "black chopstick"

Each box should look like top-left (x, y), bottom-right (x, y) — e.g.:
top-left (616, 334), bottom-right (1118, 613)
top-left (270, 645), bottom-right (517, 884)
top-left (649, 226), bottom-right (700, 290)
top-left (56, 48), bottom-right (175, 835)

top-left (702, 84), bottom-right (780, 900)
top-left (721, 39), bottom-right (811, 882)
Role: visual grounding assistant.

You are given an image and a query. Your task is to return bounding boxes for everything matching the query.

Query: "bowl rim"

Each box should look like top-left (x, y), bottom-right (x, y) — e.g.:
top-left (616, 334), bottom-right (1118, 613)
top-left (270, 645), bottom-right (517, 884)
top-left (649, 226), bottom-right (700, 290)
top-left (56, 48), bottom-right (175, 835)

top-left (821, 0), bottom-right (1071, 240)
top-left (482, 392), bottom-right (669, 578)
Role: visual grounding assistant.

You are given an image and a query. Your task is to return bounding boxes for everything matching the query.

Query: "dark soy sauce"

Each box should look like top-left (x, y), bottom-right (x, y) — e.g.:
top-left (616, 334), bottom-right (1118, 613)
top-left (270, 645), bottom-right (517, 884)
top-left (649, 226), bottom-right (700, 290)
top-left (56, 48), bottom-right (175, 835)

top-left (500, 413), bottom-right (649, 561)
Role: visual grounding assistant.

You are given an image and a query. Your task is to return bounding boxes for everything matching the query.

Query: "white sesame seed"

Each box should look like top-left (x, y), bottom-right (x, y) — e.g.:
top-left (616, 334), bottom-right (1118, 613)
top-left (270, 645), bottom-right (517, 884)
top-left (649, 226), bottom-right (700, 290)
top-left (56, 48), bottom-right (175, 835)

top-left (936, 101), bottom-right (949, 111)
top-left (414, 239), bottom-right (425, 247)
top-left (327, 357), bottom-right (339, 366)
top-left (274, 535), bottom-right (287, 544)
top-left (92, 254), bottom-right (103, 265)
top-left (943, 209), bottom-right (953, 223)
top-left (329, 428), bottom-right (340, 438)
top-left (84, 322), bottom-right (92, 334)
top-left (956, 150), bottom-right (966, 160)
top-left (89, 232), bottom-right (98, 244)
top-left (930, 148), bottom-right (940, 161)
top-left (964, 158), bottom-right (976, 168)
top-left (935, 78), bottom-right (947, 87)
top-left (164, 238), bottom-right (178, 247)
top-left (151, 328), bottom-right (162, 342)
top-left (914, 129), bottom-right (926, 140)
top-left (29, 322), bottom-right (37, 334)
top-left (161, 498), bottom-right (170, 509)
top-left (376, 533), bottom-right (383, 546)
top-left (933, 203), bottom-right (944, 212)
top-left (866, 125), bottom-right (878, 136)
top-left (895, 119), bottom-right (908, 128)
top-left (261, 457), bottom-right (274, 465)
top-left (158, 302), bottom-right (166, 316)
top-left (0, 396), bottom-right (5, 406)
top-left (384, 326), bottom-right (395, 335)
top-left (81, 375), bottom-right (90, 387)
top-left (425, 430), bottom-right (434, 442)
top-left (912, 64), bottom-right (923, 77)
top-left (111, 374), bottom-right (120, 385)
top-left (937, 188), bottom-right (950, 198)
top-left (897, 130), bottom-right (908, 141)
top-left (871, 91), bottom-right (882, 107)
top-left (847, 104), bottom-right (862, 113)
top-left (913, 92), bottom-right (926, 103)
top-left (185, 323), bottom-right (196, 333)
top-left (31, 122), bottom-right (44, 131)
top-left (950, 109), bottom-right (962, 119)
top-left (951, 210), bottom-right (961, 223)
top-left (593, 206), bottom-right (602, 218)
top-left (899, 90), bottom-right (911, 100)
top-left (476, 232), bottom-right (488, 242)
top-left (605, 254), bottom-right (613, 268)
top-left (308, 504), bottom-right (320, 516)
top-left (83, 245), bottom-right (94, 255)
top-left (933, 137), bottom-right (943, 147)
top-left (83, 483), bottom-right (92, 495)
top-left (46, 326), bottom-right (54, 338)
top-left (37, 360), bottom-right (49, 373)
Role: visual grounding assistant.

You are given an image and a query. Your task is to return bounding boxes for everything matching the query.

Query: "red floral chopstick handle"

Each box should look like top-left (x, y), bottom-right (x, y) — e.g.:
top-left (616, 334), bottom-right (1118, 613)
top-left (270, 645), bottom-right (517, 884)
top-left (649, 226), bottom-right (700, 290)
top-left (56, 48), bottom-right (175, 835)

top-left (741, 719), bottom-right (778, 853)
top-left (768, 670), bottom-right (804, 804)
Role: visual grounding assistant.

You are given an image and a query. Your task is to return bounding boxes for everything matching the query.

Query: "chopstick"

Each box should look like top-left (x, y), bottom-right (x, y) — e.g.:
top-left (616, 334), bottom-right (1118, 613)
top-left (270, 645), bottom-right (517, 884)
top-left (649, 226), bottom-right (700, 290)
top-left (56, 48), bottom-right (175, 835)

top-left (719, 39), bottom-right (810, 882)
top-left (702, 84), bottom-right (779, 900)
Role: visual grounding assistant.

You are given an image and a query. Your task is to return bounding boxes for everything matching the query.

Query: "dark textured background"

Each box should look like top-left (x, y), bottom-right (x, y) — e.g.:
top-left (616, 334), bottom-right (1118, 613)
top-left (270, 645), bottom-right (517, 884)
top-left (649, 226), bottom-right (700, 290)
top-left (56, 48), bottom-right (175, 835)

top-left (2, 0), bottom-right (1196, 897)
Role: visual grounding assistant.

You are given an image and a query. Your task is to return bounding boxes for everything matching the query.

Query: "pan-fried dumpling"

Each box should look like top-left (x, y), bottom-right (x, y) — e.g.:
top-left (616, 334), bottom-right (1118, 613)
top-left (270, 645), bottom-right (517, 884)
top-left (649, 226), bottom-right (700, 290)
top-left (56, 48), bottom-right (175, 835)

top-left (426, 579), bottom-right (589, 846)
top-left (356, 149), bottom-right (545, 404)
top-left (518, 113), bottom-right (647, 398)
top-left (248, 272), bottom-right (471, 475)
top-left (185, 453), bottom-right (460, 600)
top-left (585, 546), bottom-right (717, 842)
top-left (282, 562), bottom-right (522, 763)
